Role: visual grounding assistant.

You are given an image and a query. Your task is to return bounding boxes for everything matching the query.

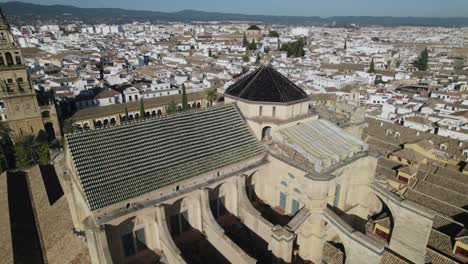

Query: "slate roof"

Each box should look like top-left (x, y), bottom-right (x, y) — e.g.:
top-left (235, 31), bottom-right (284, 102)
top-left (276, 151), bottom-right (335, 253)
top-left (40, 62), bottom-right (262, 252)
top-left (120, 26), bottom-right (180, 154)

top-left (247, 25), bottom-right (261, 31)
top-left (66, 104), bottom-right (265, 210)
top-left (225, 65), bottom-right (309, 103)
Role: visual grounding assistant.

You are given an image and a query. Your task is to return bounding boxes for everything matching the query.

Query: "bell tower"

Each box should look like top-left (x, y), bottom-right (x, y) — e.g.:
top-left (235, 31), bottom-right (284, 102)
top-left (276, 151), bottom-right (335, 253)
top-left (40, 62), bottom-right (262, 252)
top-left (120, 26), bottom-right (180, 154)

top-left (0, 9), bottom-right (60, 140)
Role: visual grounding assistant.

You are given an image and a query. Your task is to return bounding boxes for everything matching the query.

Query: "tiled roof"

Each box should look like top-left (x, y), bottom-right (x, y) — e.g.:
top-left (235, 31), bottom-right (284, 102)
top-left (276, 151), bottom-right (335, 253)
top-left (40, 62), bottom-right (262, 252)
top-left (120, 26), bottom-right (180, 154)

top-left (404, 188), bottom-right (466, 223)
top-left (425, 248), bottom-right (459, 264)
top-left (379, 250), bottom-right (411, 264)
top-left (66, 104), bottom-right (265, 210)
top-left (225, 65), bottom-right (309, 103)
top-left (322, 241), bottom-right (344, 264)
top-left (427, 229), bottom-right (468, 263)
top-left (413, 180), bottom-right (468, 208)
top-left (95, 89), bottom-right (121, 99)
top-left (72, 91), bottom-right (206, 120)
top-left (365, 118), bottom-right (468, 160)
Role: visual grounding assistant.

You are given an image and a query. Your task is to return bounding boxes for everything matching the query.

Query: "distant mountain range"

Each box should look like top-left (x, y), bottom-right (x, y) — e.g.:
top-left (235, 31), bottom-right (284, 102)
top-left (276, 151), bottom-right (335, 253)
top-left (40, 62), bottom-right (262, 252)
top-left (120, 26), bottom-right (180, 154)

top-left (2, 1), bottom-right (468, 27)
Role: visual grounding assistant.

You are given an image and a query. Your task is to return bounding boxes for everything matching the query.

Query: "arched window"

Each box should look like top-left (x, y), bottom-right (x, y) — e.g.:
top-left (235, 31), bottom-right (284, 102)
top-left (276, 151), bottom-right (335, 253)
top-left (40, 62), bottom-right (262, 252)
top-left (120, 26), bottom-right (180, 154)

top-left (103, 119), bottom-right (109, 126)
top-left (95, 120), bottom-right (103, 128)
top-left (196, 102), bottom-right (201, 108)
top-left (262, 126), bottom-right (272, 142)
top-left (157, 109), bottom-right (162, 116)
top-left (151, 110), bottom-right (156, 117)
top-left (5, 52), bottom-right (13, 66)
top-left (0, 55), bottom-right (4, 66)
top-left (110, 118), bottom-right (116, 125)
top-left (15, 56), bottom-right (21, 65)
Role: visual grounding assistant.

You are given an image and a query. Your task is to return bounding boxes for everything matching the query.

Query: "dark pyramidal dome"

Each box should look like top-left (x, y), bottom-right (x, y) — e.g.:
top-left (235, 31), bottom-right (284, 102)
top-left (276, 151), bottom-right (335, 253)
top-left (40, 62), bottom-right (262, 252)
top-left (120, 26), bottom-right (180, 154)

top-left (247, 25), bottom-right (261, 31)
top-left (225, 65), bottom-right (308, 103)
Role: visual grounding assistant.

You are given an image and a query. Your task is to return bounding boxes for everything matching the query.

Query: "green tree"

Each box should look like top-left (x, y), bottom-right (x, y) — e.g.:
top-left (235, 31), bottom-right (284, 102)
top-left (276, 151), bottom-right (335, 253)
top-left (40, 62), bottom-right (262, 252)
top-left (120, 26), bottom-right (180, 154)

top-left (242, 54), bottom-right (250, 63)
top-left (396, 60), bottom-right (402, 68)
top-left (11, 131), bottom-right (50, 169)
top-left (0, 121), bottom-right (11, 142)
top-left (166, 100), bottom-right (178, 114)
top-left (139, 99), bottom-right (145, 119)
top-left (181, 84), bottom-right (189, 110)
top-left (369, 58), bottom-right (375, 73)
top-left (99, 57), bottom-right (104, 80)
top-left (0, 122), bottom-right (12, 171)
top-left (242, 32), bottom-right (249, 47)
top-left (248, 39), bottom-right (257, 50)
top-left (63, 118), bottom-right (75, 134)
top-left (268, 31), bottom-right (279, 38)
top-left (206, 89), bottom-right (217, 106)
top-left (14, 136), bottom-right (35, 169)
top-left (37, 141), bottom-right (50, 165)
top-left (280, 38), bottom-right (305, 57)
top-left (413, 48), bottom-right (429, 71)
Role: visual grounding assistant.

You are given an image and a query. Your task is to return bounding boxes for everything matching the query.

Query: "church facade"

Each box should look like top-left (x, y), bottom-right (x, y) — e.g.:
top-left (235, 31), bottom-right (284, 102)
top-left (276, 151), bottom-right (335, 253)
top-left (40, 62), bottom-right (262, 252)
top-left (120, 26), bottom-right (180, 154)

top-left (59, 66), bottom-right (429, 264)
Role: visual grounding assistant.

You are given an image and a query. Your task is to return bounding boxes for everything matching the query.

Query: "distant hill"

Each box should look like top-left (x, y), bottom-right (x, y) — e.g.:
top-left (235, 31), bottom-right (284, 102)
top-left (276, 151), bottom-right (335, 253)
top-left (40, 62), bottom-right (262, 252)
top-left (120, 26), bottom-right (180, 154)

top-left (1, 1), bottom-right (468, 27)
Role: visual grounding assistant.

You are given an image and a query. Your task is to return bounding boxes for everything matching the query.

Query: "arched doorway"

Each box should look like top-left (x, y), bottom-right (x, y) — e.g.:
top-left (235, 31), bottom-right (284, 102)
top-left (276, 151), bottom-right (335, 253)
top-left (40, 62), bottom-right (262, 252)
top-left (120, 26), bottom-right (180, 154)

top-left (151, 110), bottom-right (156, 117)
top-left (110, 118), bottom-right (116, 125)
top-left (262, 126), bottom-right (272, 141)
top-left (105, 216), bottom-right (161, 263)
top-left (44, 122), bottom-right (56, 141)
top-left (157, 109), bottom-right (162, 116)
top-left (103, 119), bottom-right (109, 126)
top-left (5, 52), bottom-right (13, 66)
top-left (196, 102), bottom-right (201, 108)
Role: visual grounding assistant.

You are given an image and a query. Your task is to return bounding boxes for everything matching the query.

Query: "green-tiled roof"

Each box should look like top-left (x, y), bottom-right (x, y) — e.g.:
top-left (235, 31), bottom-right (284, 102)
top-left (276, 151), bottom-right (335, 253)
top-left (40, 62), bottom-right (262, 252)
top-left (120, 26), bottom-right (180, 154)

top-left (66, 104), bottom-right (265, 210)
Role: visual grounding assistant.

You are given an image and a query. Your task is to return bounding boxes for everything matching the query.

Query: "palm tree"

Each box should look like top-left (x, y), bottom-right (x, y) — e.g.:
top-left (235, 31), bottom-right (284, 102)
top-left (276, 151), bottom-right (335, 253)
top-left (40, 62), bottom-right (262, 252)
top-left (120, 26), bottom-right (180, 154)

top-left (0, 121), bottom-right (11, 143)
top-left (206, 89), bottom-right (217, 107)
top-left (0, 122), bottom-right (12, 171)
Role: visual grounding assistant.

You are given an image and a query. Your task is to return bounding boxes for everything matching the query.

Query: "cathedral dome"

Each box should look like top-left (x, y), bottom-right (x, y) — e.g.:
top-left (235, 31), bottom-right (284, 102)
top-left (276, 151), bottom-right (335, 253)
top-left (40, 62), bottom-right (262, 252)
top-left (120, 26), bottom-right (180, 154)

top-left (225, 65), bottom-right (309, 104)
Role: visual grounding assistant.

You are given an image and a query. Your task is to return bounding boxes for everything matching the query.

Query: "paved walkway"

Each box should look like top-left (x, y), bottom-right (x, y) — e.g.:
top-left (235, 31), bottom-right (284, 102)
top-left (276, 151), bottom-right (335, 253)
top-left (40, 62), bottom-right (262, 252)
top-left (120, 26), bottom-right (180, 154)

top-left (0, 165), bottom-right (91, 264)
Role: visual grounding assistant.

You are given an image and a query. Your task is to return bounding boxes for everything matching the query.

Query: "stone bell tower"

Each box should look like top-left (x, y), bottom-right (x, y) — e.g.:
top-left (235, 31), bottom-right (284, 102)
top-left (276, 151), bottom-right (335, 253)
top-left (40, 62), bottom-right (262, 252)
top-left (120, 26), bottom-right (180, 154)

top-left (0, 9), bottom-right (60, 141)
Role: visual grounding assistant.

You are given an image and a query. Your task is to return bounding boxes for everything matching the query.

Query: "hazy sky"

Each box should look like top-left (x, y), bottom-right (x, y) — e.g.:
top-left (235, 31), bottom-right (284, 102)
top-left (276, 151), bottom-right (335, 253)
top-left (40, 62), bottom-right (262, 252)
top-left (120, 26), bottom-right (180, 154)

top-left (5, 0), bottom-right (468, 17)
